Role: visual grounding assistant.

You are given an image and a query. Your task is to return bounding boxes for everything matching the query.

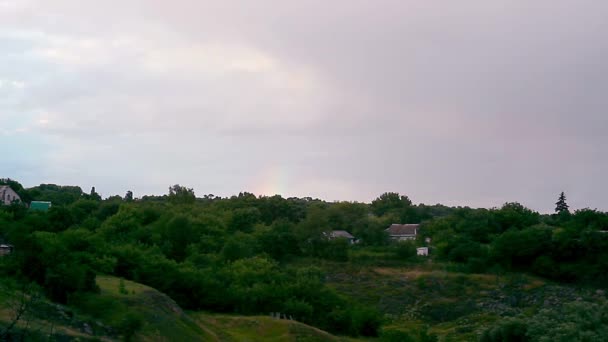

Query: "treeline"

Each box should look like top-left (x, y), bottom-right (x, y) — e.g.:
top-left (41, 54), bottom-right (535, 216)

top-left (0, 183), bottom-right (444, 337)
top-left (2, 180), bottom-right (608, 338)
top-left (426, 201), bottom-right (608, 285)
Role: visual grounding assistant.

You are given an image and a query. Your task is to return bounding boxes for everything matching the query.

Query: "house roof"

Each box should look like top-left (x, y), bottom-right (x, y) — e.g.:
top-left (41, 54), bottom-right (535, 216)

top-left (0, 185), bottom-right (15, 192)
top-left (30, 201), bottom-right (52, 211)
top-left (385, 224), bottom-right (419, 236)
top-left (329, 230), bottom-right (355, 239)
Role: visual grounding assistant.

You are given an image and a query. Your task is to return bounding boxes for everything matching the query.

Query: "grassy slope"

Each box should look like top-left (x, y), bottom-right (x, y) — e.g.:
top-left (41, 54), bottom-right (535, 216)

top-left (90, 275), bottom-right (214, 341)
top-left (191, 312), bottom-right (355, 342)
top-left (3, 275), bottom-right (353, 341)
top-left (315, 258), bottom-right (591, 341)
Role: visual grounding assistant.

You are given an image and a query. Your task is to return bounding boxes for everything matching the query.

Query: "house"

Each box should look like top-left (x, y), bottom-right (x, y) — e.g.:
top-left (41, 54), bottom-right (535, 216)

top-left (385, 224), bottom-right (419, 241)
top-left (0, 244), bottom-right (14, 256)
top-left (327, 230), bottom-right (357, 244)
top-left (30, 201), bottom-right (52, 211)
top-left (417, 247), bottom-right (429, 256)
top-left (0, 185), bottom-right (21, 205)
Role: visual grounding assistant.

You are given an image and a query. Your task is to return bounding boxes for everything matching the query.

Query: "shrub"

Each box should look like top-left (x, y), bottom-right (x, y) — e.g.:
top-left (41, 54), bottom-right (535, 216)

top-left (350, 306), bottom-right (382, 336)
top-left (381, 328), bottom-right (416, 342)
top-left (479, 318), bottom-right (529, 342)
top-left (117, 311), bottom-right (144, 342)
top-left (394, 241), bottom-right (416, 259)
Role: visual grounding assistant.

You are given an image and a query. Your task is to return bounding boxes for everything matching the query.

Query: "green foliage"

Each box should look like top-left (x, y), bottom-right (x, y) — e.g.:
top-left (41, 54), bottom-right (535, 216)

top-left (481, 301), bottom-right (608, 342)
top-left (168, 184), bottom-right (195, 205)
top-left (26, 183), bottom-right (84, 206)
top-left (554, 192), bottom-right (569, 214)
top-left (526, 301), bottom-right (608, 342)
top-left (480, 318), bottom-right (529, 342)
top-left (394, 241), bottom-right (417, 259)
top-left (117, 311), bottom-right (144, 341)
top-left (371, 192), bottom-right (413, 217)
top-left (381, 327), bottom-right (437, 342)
top-left (350, 306), bottom-right (382, 336)
top-left (319, 238), bottom-right (350, 262)
top-left (380, 328), bottom-right (416, 342)
top-left (3, 178), bottom-right (608, 339)
top-left (491, 226), bottom-right (552, 269)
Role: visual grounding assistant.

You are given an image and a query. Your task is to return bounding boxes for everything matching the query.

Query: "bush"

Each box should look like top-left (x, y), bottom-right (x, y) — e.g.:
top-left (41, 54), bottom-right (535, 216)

top-left (350, 306), bottom-right (382, 336)
top-left (479, 318), bottom-right (529, 342)
top-left (117, 311), bottom-right (144, 342)
top-left (381, 328), bottom-right (416, 342)
top-left (282, 298), bottom-right (313, 322)
top-left (394, 241), bottom-right (416, 259)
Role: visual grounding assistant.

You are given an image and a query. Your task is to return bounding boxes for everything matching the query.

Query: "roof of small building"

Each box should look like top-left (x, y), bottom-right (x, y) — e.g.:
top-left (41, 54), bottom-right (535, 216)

top-left (0, 244), bottom-right (13, 248)
top-left (30, 201), bottom-right (52, 211)
top-left (329, 230), bottom-right (355, 239)
top-left (385, 224), bottom-right (419, 236)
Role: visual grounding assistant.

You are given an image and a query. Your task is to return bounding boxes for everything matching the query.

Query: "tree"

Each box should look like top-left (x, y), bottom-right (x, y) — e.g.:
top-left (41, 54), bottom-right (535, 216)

top-left (168, 184), bottom-right (195, 204)
top-left (371, 192), bottom-right (412, 217)
top-left (89, 187), bottom-right (102, 201)
top-left (555, 192), bottom-right (569, 214)
top-left (124, 190), bottom-right (134, 202)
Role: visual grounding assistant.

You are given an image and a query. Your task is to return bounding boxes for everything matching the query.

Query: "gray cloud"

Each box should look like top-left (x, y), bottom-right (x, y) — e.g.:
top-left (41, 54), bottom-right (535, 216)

top-left (1, 0), bottom-right (607, 212)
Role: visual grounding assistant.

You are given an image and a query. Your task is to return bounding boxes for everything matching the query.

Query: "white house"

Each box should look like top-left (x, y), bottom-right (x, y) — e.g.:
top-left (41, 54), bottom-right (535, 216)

top-left (0, 186), bottom-right (21, 205)
top-left (417, 247), bottom-right (429, 256)
top-left (385, 224), bottom-right (419, 241)
top-left (0, 244), bottom-right (14, 256)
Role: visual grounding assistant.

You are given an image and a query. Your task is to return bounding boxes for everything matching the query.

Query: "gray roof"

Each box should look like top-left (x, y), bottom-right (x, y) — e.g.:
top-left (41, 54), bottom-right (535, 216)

top-left (329, 230), bottom-right (355, 239)
top-left (385, 224), bottom-right (419, 236)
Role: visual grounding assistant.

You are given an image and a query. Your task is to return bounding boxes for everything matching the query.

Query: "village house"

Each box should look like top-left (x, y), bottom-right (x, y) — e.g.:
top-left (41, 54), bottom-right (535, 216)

top-left (385, 224), bottom-right (419, 241)
top-left (326, 230), bottom-right (357, 244)
top-left (0, 244), bottom-right (14, 256)
top-left (0, 185), bottom-right (21, 205)
top-left (417, 247), bottom-right (429, 256)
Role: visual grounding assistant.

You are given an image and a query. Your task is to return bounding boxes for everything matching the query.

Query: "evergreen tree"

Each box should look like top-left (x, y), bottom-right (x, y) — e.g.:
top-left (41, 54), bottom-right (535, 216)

top-left (89, 187), bottom-right (102, 201)
top-left (555, 192), bottom-right (569, 214)
top-left (124, 190), bottom-right (134, 202)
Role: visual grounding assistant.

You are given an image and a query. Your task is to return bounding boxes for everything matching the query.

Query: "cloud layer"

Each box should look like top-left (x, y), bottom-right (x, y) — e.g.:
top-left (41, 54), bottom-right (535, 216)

top-left (1, 0), bottom-right (607, 212)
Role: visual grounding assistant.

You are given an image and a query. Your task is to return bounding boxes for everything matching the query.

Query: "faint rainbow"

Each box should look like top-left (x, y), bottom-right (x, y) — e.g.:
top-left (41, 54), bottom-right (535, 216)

top-left (253, 165), bottom-right (289, 197)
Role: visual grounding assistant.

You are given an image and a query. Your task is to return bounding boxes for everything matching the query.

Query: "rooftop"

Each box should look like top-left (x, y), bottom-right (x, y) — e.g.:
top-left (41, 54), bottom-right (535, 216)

top-left (386, 224), bottom-right (419, 236)
top-left (329, 230), bottom-right (355, 239)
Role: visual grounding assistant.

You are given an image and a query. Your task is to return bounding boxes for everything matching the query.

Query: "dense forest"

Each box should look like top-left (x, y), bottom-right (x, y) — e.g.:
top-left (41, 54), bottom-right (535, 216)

top-left (1, 178), bottom-right (608, 341)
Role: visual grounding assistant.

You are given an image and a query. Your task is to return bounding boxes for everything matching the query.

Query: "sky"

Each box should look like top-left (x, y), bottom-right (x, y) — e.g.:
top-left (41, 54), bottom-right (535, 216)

top-left (1, 0), bottom-right (607, 213)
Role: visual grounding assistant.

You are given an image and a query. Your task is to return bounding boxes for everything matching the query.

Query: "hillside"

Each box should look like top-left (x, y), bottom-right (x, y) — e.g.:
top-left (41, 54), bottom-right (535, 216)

top-left (316, 259), bottom-right (607, 340)
top-left (1, 275), bottom-right (351, 341)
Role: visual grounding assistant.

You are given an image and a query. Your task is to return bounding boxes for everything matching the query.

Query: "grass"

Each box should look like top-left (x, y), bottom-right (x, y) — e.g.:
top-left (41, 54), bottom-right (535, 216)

top-left (191, 312), bottom-right (352, 342)
top-left (74, 275), bottom-right (214, 341)
top-left (3, 274), bottom-right (359, 341)
top-left (313, 259), bottom-right (563, 340)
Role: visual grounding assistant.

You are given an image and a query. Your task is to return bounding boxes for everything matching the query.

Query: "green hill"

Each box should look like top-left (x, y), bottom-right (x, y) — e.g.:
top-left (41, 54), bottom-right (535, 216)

top-left (1, 275), bottom-right (353, 341)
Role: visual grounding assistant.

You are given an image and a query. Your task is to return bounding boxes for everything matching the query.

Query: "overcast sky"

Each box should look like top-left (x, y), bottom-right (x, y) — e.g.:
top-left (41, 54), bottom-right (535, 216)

top-left (1, 1), bottom-right (607, 212)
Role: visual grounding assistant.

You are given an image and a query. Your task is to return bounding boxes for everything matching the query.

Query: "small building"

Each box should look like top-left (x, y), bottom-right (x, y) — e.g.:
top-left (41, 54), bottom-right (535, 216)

top-left (0, 185), bottom-right (21, 205)
top-left (417, 247), bottom-right (429, 256)
top-left (385, 224), bottom-right (419, 241)
top-left (30, 201), bottom-right (52, 211)
top-left (0, 244), bottom-right (14, 256)
top-left (327, 230), bottom-right (356, 244)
